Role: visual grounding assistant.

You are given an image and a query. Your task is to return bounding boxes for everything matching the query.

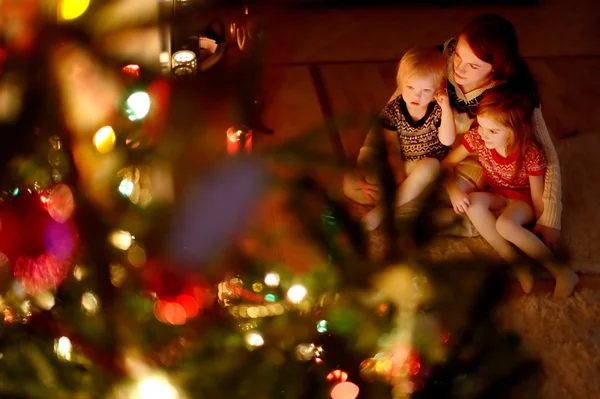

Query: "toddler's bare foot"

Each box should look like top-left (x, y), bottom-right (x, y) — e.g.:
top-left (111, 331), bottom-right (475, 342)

top-left (362, 205), bottom-right (385, 232)
top-left (512, 265), bottom-right (534, 294)
top-left (553, 269), bottom-right (579, 298)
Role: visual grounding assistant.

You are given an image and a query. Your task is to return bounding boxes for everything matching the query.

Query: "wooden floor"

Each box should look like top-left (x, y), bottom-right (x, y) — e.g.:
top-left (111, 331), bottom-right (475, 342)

top-left (240, 0), bottom-right (600, 294)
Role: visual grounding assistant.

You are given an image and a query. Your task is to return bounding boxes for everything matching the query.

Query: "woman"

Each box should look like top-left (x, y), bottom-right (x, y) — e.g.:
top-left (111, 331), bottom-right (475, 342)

top-left (349, 14), bottom-right (562, 250)
top-left (442, 14), bottom-right (562, 249)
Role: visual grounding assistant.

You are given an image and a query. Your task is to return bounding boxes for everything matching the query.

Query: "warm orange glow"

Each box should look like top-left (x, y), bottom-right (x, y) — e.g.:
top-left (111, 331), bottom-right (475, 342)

top-left (3, 309), bottom-right (13, 323)
top-left (122, 64), bottom-right (140, 78)
top-left (164, 302), bottom-right (186, 325)
top-left (330, 382), bottom-right (359, 399)
top-left (176, 294), bottom-right (199, 318)
top-left (326, 369), bottom-right (349, 382)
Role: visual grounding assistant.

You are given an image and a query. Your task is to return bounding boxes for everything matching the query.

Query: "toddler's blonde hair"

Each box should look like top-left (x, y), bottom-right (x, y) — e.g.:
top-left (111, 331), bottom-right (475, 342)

top-left (389, 46), bottom-right (447, 101)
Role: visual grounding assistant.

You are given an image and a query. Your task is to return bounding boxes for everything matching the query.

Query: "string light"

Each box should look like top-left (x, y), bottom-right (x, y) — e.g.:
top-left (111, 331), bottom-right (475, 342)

top-left (137, 375), bottom-right (178, 399)
top-left (264, 272), bottom-right (280, 287)
top-left (93, 126), bottom-right (116, 153)
top-left (244, 331), bottom-right (264, 347)
top-left (317, 320), bottom-right (328, 333)
top-left (54, 336), bottom-right (72, 361)
top-left (81, 291), bottom-right (100, 315)
top-left (330, 382), bottom-right (360, 399)
top-left (125, 92), bottom-right (151, 121)
top-left (58, 0), bottom-right (90, 21)
top-left (109, 230), bottom-right (133, 251)
top-left (286, 284), bottom-right (307, 304)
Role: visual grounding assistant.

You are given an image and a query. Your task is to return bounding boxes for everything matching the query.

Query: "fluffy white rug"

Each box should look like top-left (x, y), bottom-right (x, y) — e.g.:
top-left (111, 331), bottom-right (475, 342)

top-left (496, 289), bottom-right (600, 399)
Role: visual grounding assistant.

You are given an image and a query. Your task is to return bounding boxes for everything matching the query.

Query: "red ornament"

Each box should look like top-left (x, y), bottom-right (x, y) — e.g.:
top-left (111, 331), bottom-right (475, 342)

top-left (122, 64), bottom-right (140, 79)
top-left (0, 193), bottom-right (78, 294)
top-left (14, 253), bottom-right (70, 294)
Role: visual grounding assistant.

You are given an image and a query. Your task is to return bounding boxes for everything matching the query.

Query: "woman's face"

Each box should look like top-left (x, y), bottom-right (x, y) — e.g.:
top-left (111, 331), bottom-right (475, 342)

top-left (453, 37), bottom-right (494, 88)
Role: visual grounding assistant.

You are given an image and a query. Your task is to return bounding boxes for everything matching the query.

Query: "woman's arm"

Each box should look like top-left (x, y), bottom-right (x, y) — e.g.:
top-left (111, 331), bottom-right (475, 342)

top-left (530, 107), bottom-right (562, 249)
top-left (529, 174), bottom-right (545, 220)
top-left (531, 107), bottom-right (562, 230)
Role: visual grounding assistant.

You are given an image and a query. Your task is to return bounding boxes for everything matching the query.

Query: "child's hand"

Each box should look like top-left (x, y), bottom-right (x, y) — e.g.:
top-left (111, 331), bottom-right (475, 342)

top-left (435, 90), bottom-right (451, 109)
top-left (449, 188), bottom-right (470, 214)
top-left (356, 170), bottom-right (379, 204)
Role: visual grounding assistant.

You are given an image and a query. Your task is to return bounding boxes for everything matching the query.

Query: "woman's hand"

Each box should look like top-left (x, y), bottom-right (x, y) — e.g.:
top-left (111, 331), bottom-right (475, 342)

top-left (449, 188), bottom-right (471, 214)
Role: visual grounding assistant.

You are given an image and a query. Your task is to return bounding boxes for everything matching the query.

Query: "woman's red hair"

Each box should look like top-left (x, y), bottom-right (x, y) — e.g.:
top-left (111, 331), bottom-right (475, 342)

top-left (460, 14), bottom-right (539, 105)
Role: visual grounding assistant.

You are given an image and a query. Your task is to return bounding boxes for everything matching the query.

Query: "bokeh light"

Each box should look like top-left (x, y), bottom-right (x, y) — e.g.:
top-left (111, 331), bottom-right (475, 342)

top-left (93, 126), bottom-right (116, 154)
top-left (137, 375), bottom-right (178, 399)
top-left (330, 381), bottom-right (359, 399)
top-left (122, 64), bottom-right (140, 79)
top-left (245, 331), bottom-right (264, 347)
top-left (55, 336), bottom-right (72, 361)
top-left (81, 291), bottom-right (100, 315)
top-left (264, 272), bottom-right (280, 287)
top-left (326, 369), bottom-right (349, 382)
top-left (126, 91), bottom-right (151, 121)
top-left (317, 320), bottom-right (328, 333)
top-left (47, 184), bottom-right (75, 223)
top-left (109, 230), bottom-right (133, 250)
top-left (264, 294), bottom-right (276, 302)
top-left (59, 0), bottom-right (90, 21)
top-left (286, 284), bottom-right (307, 304)
top-left (119, 177), bottom-right (135, 197)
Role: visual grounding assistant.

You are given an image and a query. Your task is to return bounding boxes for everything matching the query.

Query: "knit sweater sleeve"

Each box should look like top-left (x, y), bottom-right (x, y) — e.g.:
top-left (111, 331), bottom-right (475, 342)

top-left (532, 107), bottom-right (562, 230)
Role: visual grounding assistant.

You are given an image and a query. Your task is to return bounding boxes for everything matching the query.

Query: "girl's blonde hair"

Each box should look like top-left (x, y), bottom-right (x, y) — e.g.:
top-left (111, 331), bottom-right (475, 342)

top-left (389, 46), bottom-right (447, 101)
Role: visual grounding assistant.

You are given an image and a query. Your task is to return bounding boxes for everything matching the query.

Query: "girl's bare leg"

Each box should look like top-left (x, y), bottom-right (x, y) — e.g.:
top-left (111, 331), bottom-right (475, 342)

top-left (362, 158), bottom-right (440, 231)
top-left (496, 200), bottom-right (579, 297)
top-left (465, 192), bottom-right (534, 293)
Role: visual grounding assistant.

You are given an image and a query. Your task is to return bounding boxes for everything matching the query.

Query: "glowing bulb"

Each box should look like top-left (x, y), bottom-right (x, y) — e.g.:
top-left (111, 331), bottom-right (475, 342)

top-left (264, 294), bottom-right (276, 302)
top-left (245, 331), bottom-right (264, 347)
top-left (93, 126), bottom-right (116, 153)
top-left (138, 375), bottom-right (177, 399)
top-left (81, 291), bottom-right (100, 315)
top-left (122, 64), bottom-right (140, 78)
top-left (264, 272), bottom-right (280, 287)
top-left (287, 284), bottom-right (307, 304)
top-left (59, 0), bottom-right (90, 21)
top-left (125, 92), bottom-right (151, 121)
top-left (34, 290), bottom-right (55, 310)
top-left (330, 382), bottom-right (360, 399)
top-left (55, 336), bottom-right (72, 361)
top-left (173, 50), bottom-right (196, 63)
top-left (73, 265), bottom-right (86, 281)
top-left (119, 178), bottom-right (135, 196)
top-left (317, 320), bottom-right (328, 333)
top-left (109, 230), bottom-right (133, 250)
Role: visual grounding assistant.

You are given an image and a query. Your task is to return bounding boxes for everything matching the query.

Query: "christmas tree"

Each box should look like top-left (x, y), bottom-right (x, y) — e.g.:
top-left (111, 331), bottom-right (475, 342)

top-left (0, 1), bottom-right (539, 398)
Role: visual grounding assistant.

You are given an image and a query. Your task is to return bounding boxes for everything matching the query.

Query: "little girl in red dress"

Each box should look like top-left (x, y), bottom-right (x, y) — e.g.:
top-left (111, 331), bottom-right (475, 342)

top-left (442, 88), bottom-right (578, 297)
